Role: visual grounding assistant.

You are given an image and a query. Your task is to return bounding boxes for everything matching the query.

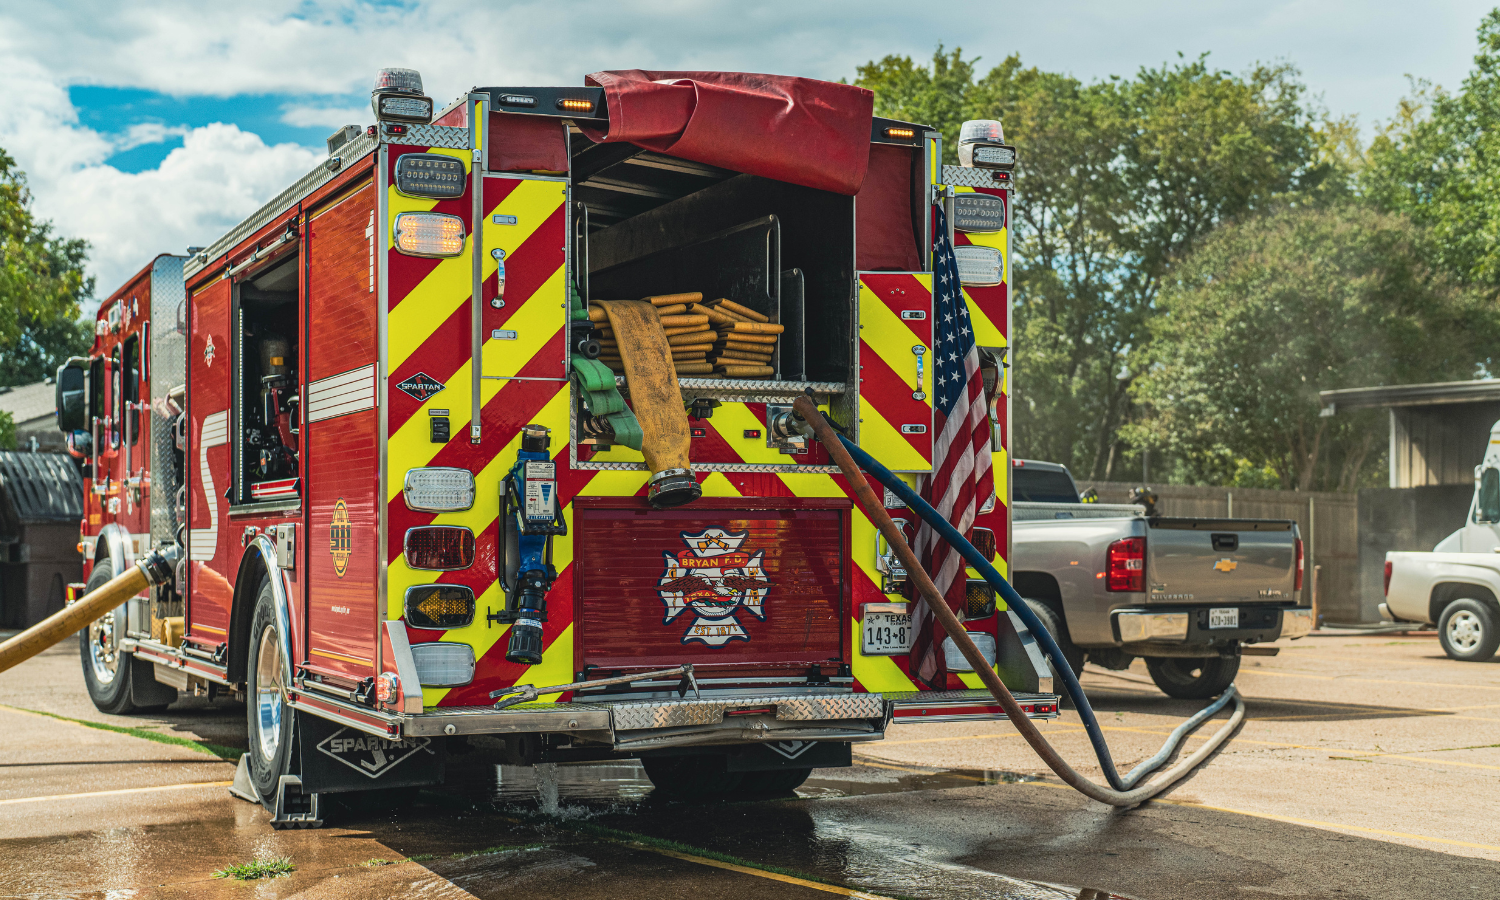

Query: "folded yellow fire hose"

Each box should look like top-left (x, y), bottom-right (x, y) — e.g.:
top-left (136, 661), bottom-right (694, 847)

top-left (593, 297), bottom-right (700, 508)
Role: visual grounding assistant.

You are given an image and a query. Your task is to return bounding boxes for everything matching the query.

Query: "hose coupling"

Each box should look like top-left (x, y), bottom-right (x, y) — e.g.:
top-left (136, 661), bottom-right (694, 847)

top-left (136, 543), bottom-right (183, 587)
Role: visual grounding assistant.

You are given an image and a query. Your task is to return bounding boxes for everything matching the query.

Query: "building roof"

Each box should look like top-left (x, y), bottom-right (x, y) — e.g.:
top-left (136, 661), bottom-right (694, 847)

top-left (0, 452), bottom-right (82, 538)
top-left (1319, 379), bottom-right (1500, 412)
top-left (0, 381), bottom-right (56, 427)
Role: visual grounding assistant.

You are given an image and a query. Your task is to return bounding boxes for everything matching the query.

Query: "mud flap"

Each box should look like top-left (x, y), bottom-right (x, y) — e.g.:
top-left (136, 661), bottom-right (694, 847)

top-left (296, 712), bottom-right (445, 795)
top-left (725, 740), bottom-right (851, 772)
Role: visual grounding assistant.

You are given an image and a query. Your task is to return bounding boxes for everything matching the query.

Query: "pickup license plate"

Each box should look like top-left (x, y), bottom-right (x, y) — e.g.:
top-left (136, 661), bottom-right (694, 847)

top-left (862, 605), bottom-right (914, 655)
top-left (1209, 607), bottom-right (1239, 629)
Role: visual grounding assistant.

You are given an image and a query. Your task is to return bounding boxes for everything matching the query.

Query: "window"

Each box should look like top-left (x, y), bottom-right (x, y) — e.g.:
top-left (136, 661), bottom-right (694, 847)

top-left (1013, 467), bottom-right (1081, 504)
top-left (231, 255), bottom-right (301, 505)
top-left (1478, 467), bottom-right (1500, 524)
top-left (122, 335), bottom-right (141, 445)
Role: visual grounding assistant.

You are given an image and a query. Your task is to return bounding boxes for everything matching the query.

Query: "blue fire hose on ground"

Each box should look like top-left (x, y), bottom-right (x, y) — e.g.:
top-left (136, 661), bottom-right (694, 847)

top-left (790, 397), bottom-right (1244, 808)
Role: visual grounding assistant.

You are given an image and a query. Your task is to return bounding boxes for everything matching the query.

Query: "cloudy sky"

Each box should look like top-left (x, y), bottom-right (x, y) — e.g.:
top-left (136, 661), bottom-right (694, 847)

top-left (2, 0), bottom-right (1495, 297)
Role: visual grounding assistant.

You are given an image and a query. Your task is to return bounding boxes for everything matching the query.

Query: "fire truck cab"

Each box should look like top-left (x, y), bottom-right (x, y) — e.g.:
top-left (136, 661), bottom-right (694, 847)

top-left (60, 68), bottom-right (1055, 822)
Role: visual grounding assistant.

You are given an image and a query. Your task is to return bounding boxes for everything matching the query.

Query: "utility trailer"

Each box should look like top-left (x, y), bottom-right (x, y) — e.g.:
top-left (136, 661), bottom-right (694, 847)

top-left (57, 68), bottom-right (1056, 823)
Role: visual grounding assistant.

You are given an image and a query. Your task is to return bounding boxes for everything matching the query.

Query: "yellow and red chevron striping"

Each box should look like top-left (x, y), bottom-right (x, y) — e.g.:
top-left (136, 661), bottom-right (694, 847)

top-left (857, 273), bottom-right (934, 471)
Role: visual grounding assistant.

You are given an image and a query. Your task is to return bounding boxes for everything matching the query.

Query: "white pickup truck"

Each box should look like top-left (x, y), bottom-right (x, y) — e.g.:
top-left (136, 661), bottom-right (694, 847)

top-left (1383, 419), bottom-right (1500, 661)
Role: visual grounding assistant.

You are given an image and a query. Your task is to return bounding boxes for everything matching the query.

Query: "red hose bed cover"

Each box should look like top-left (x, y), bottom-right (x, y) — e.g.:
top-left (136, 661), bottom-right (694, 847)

top-left (580, 70), bottom-right (875, 196)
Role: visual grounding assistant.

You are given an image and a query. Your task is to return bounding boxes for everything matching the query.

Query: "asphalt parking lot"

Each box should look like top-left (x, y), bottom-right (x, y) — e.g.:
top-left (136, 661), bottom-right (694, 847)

top-left (1, 630), bottom-right (1496, 899)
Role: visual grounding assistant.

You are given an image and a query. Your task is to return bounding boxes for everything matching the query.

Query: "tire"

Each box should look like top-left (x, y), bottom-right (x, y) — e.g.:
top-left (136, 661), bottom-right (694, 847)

top-left (79, 560), bottom-right (176, 714)
top-left (737, 768), bottom-right (812, 795)
top-left (641, 755), bottom-right (743, 799)
top-left (1022, 598), bottom-right (1084, 679)
top-left (245, 576), bottom-right (296, 804)
top-left (1437, 598), bottom-right (1500, 662)
top-left (1145, 655), bottom-right (1240, 700)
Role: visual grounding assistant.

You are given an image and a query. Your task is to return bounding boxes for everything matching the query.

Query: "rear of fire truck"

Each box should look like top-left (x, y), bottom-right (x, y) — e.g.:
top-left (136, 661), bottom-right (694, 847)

top-left (68, 67), bottom-right (1056, 821)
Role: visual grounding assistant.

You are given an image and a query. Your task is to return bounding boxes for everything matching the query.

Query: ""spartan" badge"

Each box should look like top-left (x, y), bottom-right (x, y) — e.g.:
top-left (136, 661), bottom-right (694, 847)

top-left (316, 727), bottom-right (433, 778)
top-left (395, 372), bottom-right (446, 402)
top-left (658, 528), bottom-right (771, 646)
top-left (330, 498), bottom-right (352, 577)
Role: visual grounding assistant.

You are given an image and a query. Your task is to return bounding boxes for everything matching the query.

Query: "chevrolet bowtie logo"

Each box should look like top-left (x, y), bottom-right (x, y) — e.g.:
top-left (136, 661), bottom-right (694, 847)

top-left (1213, 558), bottom-right (1238, 573)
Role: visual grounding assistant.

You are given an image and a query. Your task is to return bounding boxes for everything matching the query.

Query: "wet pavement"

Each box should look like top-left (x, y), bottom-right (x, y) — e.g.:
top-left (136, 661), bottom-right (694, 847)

top-left (2, 634), bottom-right (1498, 899)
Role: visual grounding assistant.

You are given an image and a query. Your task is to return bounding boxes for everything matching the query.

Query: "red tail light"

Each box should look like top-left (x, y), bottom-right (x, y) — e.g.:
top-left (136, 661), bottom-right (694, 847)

top-left (1106, 537), bottom-right (1145, 592)
top-left (970, 527), bottom-right (996, 561)
top-left (1295, 538), bottom-right (1305, 592)
top-left (404, 526), bottom-right (475, 570)
top-left (1383, 559), bottom-right (1392, 597)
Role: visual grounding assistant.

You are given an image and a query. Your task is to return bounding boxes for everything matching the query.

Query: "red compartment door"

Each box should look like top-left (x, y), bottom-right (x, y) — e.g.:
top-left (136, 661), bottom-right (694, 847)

top-left (575, 498), bottom-right (850, 673)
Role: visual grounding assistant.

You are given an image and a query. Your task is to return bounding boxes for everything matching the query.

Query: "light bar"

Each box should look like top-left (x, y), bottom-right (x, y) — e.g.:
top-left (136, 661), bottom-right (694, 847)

top-left (394, 212), bottom-right (466, 258)
top-left (403, 466), bottom-right (475, 512)
top-left (884, 126), bottom-right (916, 139)
top-left (378, 94), bottom-right (433, 123)
top-left (556, 97), bottom-right (593, 111)
top-left (973, 145), bottom-right (1017, 169)
top-left (953, 245), bottom-right (1002, 286)
top-left (404, 584), bottom-right (476, 630)
top-left (404, 525), bottom-right (476, 570)
top-left (411, 641), bottom-right (475, 686)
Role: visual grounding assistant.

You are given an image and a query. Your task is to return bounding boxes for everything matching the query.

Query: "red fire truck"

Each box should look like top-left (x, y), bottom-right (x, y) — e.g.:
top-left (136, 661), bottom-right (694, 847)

top-left (56, 68), bottom-right (1054, 824)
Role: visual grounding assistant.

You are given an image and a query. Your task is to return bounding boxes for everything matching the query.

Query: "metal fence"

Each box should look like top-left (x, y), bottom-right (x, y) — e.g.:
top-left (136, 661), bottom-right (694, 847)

top-left (1072, 481), bottom-right (1363, 624)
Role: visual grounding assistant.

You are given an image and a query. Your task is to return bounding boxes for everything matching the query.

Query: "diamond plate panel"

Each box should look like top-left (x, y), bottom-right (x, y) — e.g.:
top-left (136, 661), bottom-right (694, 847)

top-left (607, 692), bottom-right (884, 731)
top-left (387, 124), bottom-right (471, 149)
top-left (941, 165), bottom-right (1007, 188)
top-left (149, 256), bottom-right (187, 545)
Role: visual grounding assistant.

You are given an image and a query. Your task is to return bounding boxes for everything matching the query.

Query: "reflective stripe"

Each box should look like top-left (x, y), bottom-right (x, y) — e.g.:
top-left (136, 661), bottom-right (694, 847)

top-left (307, 364), bottom-right (376, 422)
top-left (188, 410), bottom-right (228, 561)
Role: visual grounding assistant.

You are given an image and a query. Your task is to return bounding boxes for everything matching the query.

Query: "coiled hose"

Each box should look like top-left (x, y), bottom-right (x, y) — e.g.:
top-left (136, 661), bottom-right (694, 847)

top-left (790, 397), bottom-right (1244, 808)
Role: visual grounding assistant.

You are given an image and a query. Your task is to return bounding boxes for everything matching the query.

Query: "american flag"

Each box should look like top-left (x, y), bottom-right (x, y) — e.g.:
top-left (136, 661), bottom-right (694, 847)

top-left (909, 208), bottom-right (996, 686)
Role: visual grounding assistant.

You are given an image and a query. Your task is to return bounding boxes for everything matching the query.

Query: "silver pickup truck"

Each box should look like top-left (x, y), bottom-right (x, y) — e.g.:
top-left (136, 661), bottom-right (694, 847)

top-left (1009, 460), bottom-right (1314, 698)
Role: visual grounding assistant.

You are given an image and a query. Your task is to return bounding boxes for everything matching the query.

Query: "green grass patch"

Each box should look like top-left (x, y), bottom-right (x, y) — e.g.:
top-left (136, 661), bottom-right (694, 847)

top-left (213, 857), bottom-right (294, 880)
top-left (362, 858), bottom-right (396, 867)
top-left (0, 704), bottom-right (244, 760)
top-left (408, 854), bottom-right (437, 862)
top-left (447, 844), bottom-right (544, 860)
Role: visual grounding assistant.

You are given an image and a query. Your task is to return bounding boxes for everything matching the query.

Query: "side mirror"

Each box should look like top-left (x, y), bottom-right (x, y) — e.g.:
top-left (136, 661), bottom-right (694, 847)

top-left (55, 358), bottom-right (87, 433)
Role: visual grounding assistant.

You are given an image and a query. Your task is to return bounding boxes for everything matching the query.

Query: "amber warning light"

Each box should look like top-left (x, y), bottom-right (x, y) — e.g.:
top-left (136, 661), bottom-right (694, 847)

top-left (557, 97), bottom-right (593, 111)
top-left (394, 212), bottom-right (466, 257)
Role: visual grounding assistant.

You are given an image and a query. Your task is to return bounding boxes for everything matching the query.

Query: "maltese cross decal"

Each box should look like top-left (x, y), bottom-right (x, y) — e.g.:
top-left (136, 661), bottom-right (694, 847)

top-left (659, 528), bottom-right (771, 646)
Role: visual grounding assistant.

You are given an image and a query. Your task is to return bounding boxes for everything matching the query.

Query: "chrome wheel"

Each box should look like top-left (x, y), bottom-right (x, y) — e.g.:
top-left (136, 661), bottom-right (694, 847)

top-left (254, 624), bottom-right (285, 762)
top-left (87, 608), bottom-right (121, 685)
top-left (1447, 610), bottom-right (1483, 652)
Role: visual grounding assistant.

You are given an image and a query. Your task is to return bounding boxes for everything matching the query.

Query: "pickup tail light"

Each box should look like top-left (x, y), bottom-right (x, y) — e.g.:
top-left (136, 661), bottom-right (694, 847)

top-left (1295, 538), bottom-right (1305, 592)
top-left (1106, 537), bottom-right (1145, 592)
top-left (404, 526), bottom-right (476, 570)
top-left (1383, 559), bottom-right (1392, 597)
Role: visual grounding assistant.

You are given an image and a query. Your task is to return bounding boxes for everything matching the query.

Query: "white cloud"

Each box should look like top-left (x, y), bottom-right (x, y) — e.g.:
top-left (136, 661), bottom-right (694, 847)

top-left (280, 103), bottom-right (371, 130)
top-left (2, 0), bottom-right (1498, 295)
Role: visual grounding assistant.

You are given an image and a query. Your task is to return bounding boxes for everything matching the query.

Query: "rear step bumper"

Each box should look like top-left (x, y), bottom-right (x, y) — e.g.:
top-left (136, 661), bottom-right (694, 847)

top-left (292, 688), bottom-right (1061, 748)
top-left (888, 689), bottom-right (1060, 723)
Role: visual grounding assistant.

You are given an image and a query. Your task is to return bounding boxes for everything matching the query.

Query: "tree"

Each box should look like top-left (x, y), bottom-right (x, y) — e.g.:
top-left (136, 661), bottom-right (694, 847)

top-left (0, 147), bottom-right (94, 392)
top-left (858, 51), bottom-right (1326, 478)
top-left (1129, 204), bottom-right (1499, 491)
top-left (1365, 10), bottom-right (1500, 287)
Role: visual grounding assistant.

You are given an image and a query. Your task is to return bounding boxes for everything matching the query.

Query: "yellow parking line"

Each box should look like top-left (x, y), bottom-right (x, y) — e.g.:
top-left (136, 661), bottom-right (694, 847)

top-left (638, 845), bottom-right (898, 898)
top-left (0, 780), bottom-right (233, 806)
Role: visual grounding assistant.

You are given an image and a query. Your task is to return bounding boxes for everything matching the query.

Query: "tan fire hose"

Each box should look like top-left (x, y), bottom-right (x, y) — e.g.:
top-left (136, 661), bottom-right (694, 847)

top-left (0, 545), bottom-right (181, 675)
top-left (599, 299), bottom-right (700, 508)
top-left (790, 396), bottom-right (1243, 808)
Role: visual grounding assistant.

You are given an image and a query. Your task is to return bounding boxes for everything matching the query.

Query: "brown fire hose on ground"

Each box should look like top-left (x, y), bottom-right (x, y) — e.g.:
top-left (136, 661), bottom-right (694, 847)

top-left (790, 396), bottom-right (1243, 808)
top-left (0, 545), bottom-right (181, 675)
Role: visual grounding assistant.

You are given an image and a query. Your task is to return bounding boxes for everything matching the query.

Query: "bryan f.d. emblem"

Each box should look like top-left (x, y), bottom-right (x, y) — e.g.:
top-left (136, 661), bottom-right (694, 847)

top-left (330, 499), bottom-right (352, 577)
top-left (659, 528), bottom-right (771, 646)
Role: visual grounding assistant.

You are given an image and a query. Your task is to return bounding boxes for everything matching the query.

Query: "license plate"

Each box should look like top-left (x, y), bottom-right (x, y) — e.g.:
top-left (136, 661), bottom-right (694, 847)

top-left (1209, 607), bottom-right (1239, 629)
top-left (862, 604), bottom-right (914, 655)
